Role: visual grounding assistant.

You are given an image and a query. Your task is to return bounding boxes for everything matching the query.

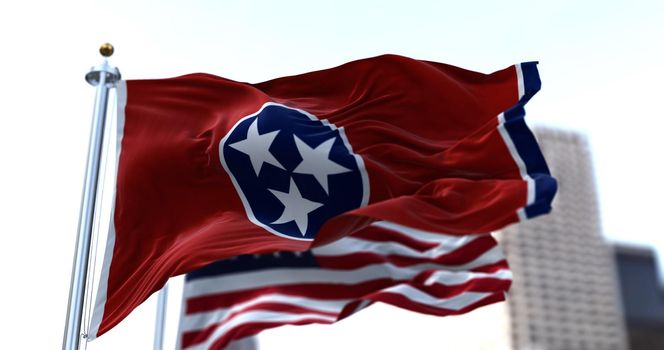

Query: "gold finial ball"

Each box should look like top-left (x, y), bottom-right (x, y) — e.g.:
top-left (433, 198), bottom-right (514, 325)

top-left (99, 43), bottom-right (114, 57)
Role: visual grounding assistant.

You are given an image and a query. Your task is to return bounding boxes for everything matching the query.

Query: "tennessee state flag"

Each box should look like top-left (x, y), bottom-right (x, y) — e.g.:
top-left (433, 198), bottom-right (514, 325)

top-left (88, 54), bottom-right (556, 339)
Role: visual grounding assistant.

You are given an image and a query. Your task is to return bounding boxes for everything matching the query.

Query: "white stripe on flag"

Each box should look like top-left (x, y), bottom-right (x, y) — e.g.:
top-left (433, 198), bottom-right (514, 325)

top-left (87, 80), bottom-right (128, 340)
top-left (184, 245), bottom-right (505, 298)
top-left (498, 64), bottom-right (537, 221)
top-left (516, 63), bottom-right (525, 99)
top-left (185, 311), bottom-right (338, 350)
top-left (423, 268), bottom-right (513, 286)
top-left (378, 286), bottom-right (492, 312)
top-left (371, 221), bottom-right (484, 243)
top-left (181, 294), bottom-right (351, 332)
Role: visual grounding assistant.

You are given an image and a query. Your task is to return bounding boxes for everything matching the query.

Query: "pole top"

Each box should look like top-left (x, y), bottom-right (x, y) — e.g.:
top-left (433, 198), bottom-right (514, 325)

top-left (99, 43), bottom-right (114, 57)
top-left (86, 43), bottom-right (121, 86)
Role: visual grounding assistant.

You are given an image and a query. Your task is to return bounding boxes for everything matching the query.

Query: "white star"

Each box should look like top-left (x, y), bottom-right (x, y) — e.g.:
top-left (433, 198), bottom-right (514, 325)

top-left (293, 135), bottom-right (351, 194)
top-left (269, 178), bottom-right (324, 236)
top-left (228, 118), bottom-right (285, 176)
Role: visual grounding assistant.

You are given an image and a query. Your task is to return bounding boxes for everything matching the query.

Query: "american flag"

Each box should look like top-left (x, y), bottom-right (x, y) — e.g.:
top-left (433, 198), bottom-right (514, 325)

top-left (177, 221), bottom-right (513, 349)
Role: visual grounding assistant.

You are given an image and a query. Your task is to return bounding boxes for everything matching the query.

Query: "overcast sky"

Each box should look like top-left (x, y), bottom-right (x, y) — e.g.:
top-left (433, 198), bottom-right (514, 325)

top-left (1, 0), bottom-right (662, 349)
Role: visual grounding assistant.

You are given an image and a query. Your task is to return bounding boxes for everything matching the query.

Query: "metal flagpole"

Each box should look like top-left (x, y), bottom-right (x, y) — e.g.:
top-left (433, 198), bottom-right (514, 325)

top-left (153, 283), bottom-right (169, 350)
top-left (63, 43), bottom-right (121, 350)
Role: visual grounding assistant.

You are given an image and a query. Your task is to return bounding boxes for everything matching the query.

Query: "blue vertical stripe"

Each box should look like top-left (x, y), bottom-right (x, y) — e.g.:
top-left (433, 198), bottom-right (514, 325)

top-left (503, 62), bottom-right (558, 219)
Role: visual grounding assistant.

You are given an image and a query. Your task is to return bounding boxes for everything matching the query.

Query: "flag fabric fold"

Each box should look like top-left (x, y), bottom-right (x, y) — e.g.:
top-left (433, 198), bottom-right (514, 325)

top-left (88, 54), bottom-right (556, 339)
top-left (178, 221), bottom-right (512, 350)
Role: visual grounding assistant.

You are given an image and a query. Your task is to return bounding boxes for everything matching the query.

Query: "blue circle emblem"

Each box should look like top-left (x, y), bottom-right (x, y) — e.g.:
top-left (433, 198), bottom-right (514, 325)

top-left (219, 103), bottom-right (368, 241)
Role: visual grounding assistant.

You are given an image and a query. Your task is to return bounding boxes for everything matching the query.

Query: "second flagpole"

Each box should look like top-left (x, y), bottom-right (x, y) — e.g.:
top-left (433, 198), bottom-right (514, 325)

top-left (154, 283), bottom-right (169, 350)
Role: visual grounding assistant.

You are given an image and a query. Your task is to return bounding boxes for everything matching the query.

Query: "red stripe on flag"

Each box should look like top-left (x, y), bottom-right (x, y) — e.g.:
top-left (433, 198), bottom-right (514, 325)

top-left (348, 225), bottom-right (442, 251)
top-left (369, 290), bottom-right (507, 317)
top-left (182, 303), bottom-right (338, 347)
